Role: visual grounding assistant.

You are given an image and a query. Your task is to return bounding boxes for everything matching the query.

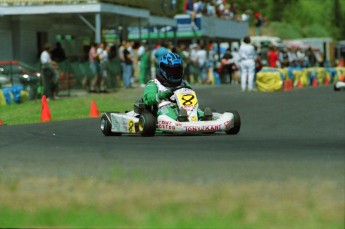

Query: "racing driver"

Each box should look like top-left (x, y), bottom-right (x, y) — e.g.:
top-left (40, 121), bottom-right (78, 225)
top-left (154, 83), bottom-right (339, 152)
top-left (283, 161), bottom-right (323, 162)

top-left (143, 52), bottom-right (212, 121)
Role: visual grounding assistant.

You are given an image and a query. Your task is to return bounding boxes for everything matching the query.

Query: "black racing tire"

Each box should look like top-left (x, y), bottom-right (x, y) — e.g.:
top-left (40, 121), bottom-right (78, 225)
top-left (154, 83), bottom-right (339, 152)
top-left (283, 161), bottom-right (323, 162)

top-left (100, 114), bottom-right (122, 136)
top-left (225, 110), bottom-right (241, 135)
top-left (139, 112), bottom-right (157, 137)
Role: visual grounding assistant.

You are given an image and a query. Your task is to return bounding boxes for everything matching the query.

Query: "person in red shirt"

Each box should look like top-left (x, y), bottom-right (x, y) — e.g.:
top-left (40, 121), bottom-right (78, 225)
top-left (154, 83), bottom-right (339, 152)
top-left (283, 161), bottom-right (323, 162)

top-left (267, 45), bottom-right (280, 68)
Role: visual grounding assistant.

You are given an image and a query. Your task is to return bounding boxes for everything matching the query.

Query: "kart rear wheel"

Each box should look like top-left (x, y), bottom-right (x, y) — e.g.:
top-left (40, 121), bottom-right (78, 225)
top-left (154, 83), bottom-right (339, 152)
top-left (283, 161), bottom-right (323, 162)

top-left (139, 112), bottom-right (157, 137)
top-left (225, 110), bottom-right (241, 135)
top-left (100, 114), bottom-right (122, 136)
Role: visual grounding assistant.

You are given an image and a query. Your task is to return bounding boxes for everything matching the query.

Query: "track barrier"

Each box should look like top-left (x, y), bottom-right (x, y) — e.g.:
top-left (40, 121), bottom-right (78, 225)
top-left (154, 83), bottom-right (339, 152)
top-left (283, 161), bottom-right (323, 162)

top-left (256, 67), bottom-right (345, 92)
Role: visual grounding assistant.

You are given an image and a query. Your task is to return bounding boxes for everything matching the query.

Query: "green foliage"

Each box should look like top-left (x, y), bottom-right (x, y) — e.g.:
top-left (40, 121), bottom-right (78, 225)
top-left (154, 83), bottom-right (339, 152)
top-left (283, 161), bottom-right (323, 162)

top-left (237, 0), bottom-right (344, 40)
top-left (302, 24), bottom-right (330, 38)
top-left (270, 0), bottom-right (284, 22)
top-left (269, 22), bottom-right (302, 39)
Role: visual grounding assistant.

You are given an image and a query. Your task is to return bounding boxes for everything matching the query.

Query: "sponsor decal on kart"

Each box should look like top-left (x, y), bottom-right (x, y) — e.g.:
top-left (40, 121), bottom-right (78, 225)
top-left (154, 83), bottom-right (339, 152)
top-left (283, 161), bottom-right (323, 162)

top-left (157, 112), bottom-right (233, 133)
top-left (158, 120), bottom-right (176, 131)
top-left (184, 124), bottom-right (222, 132)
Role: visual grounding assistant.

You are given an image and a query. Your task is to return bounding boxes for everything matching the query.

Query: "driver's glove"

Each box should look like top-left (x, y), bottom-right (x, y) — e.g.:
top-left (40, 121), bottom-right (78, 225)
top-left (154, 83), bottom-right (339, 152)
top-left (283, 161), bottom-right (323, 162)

top-left (157, 90), bottom-right (173, 101)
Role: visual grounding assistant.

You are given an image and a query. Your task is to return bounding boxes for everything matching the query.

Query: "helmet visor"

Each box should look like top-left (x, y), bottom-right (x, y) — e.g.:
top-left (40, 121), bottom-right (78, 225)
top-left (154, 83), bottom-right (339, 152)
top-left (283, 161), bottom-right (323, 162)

top-left (162, 64), bottom-right (183, 81)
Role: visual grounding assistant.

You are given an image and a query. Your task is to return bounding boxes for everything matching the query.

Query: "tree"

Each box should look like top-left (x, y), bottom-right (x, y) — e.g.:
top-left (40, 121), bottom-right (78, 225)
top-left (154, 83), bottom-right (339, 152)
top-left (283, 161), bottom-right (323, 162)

top-left (332, 0), bottom-right (341, 27)
top-left (270, 0), bottom-right (284, 22)
top-left (332, 0), bottom-right (343, 39)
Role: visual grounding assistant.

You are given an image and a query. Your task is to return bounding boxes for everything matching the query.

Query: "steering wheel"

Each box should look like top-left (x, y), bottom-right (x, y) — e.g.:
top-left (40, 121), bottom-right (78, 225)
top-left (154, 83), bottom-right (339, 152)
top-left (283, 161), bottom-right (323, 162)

top-left (170, 85), bottom-right (192, 92)
top-left (167, 85), bottom-right (193, 103)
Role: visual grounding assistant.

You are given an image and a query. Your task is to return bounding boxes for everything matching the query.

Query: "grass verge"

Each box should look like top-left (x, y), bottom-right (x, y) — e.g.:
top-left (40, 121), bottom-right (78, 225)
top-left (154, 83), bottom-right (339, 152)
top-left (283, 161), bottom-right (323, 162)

top-left (0, 177), bottom-right (343, 228)
top-left (0, 88), bottom-right (144, 125)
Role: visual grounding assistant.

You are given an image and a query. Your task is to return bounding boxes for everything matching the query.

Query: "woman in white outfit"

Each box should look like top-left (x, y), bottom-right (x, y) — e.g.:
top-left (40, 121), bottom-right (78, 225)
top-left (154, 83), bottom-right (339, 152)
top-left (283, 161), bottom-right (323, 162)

top-left (238, 36), bottom-right (256, 91)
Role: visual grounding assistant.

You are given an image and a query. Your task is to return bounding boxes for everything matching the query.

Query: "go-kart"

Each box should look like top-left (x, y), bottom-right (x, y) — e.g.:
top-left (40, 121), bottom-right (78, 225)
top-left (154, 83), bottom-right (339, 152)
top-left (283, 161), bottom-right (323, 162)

top-left (334, 81), bottom-right (345, 91)
top-left (100, 85), bottom-right (241, 137)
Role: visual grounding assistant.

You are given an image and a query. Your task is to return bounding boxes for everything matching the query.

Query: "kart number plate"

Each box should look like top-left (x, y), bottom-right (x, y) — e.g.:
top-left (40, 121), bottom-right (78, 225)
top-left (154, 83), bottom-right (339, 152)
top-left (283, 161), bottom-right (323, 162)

top-left (176, 92), bottom-right (197, 107)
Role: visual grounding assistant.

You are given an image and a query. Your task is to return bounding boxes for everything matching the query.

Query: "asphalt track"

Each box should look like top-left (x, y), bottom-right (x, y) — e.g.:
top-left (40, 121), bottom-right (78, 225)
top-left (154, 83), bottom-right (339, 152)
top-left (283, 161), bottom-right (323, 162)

top-left (0, 85), bottom-right (344, 184)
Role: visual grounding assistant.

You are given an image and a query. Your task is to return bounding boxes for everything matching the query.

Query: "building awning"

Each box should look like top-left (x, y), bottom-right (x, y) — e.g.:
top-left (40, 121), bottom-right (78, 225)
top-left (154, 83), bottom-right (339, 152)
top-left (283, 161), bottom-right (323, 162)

top-left (149, 16), bottom-right (176, 27)
top-left (0, 2), bottom-right (150, 18)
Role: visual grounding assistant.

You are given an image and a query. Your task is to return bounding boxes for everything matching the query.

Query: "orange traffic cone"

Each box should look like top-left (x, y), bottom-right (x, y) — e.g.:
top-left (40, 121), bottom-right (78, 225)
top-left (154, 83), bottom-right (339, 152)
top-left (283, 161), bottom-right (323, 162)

top-left (324, 76), bottom-right (330, 86)
top-left (297, 78), bottom-right (303, 88)
top-left (0, 119), bottom-right (3, 126)
top-left (41, 95), bottom-right (52, 122)
top-left (90, 100), bottom-right (100, 118)
top-left (283, 79), bottom-right (293, 91)
top-left (312, 77), bottom-right (318, 87)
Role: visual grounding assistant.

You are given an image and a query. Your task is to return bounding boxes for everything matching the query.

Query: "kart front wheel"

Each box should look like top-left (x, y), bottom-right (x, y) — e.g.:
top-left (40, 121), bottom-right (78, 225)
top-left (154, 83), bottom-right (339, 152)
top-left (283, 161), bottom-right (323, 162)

top-left (139, 112), bottom-right (157, 137)
top-left (100, 114), bottom-right (122, 136)
top-left (225, 110), bottom-right (241, 135)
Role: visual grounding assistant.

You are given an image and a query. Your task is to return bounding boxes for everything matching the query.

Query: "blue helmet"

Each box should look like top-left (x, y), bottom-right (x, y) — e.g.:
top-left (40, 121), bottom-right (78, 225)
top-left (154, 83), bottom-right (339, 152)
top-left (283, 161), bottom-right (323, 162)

top-left (154, 47), bottom-right (169, 62)
top-left (157, 52), bottom-right (184, 87)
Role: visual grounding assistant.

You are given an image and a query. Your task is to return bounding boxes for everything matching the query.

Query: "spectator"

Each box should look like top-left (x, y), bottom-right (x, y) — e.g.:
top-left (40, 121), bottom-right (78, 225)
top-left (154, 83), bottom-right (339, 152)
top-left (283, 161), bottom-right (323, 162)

top-left (315, 51), bottom-right (325, 67)
top-left (51, 42), bottom-right (66, 63)
top-left (185, 0), bottom-right (196, 28)
top-left (259, 42), bottom-right (269, 67)
top-left (118, 40), bottom-right (126, 86)
top-left (219, 48), bottom-right (232, 84)
top-left (241, 10), bottom-right (250, 21)
top-left (40, 43), bottom-right (57, 100)
top-left (279, 48), bottom-right (290, 68)
top-left (194, 0), bottom-right (204, 14)
top-left (99, 45), bottom-right (110, 93)
top-left (189, 43), bottom-right (200, 84)
top-left (230, 47), bottom-right (240, 84)
top-left (267, 45), bottom-right (279, 68)
top-left (305, 47), bottom-right (317, 67)
top-left (196, 43), bottom-right (208, 84)
top-left (137, 40), bottom-right (146, 62)
top-left (254, 45), bottom-right (262, 73)
top-left (88, 42), bottom-right (99, 92)
top-left (216, 0), bottom-right (225, 17)
top-left (153, 45), bottom-right (169, 73)
top-left (107, 44), bottom-right (122, 88)
top-left (206, 0), bottom-right (216, 16)
top-left (139, 46), bottom-right (151, 87)
top-left (179, 43), bottom-right (191, 82)
top-left (238, 36), bottom-right (256, 92)
top-left (88, 42), bottom-right (104, 92)
top-left (288, 48), bottom-right (298, 67)
top-left (296, 47), bottom-right (306, 67)
top-left (206, 42), bottom-right (216, 84)
top-left (254, 11), bottom-right (263, 36)
top-left (122, 40), bottom-right (134, 88)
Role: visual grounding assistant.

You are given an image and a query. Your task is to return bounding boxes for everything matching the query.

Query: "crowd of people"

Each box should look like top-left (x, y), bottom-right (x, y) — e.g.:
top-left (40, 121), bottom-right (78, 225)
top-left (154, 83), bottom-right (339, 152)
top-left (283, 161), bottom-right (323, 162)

top-left (81, 37), bottom-right (256, 93)
top-left (40, 36), bottom-right (332, 97)
top-left (184, 0), bottom-right (251, 22)
top-left (261, 45), bottom-right (324, 69)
